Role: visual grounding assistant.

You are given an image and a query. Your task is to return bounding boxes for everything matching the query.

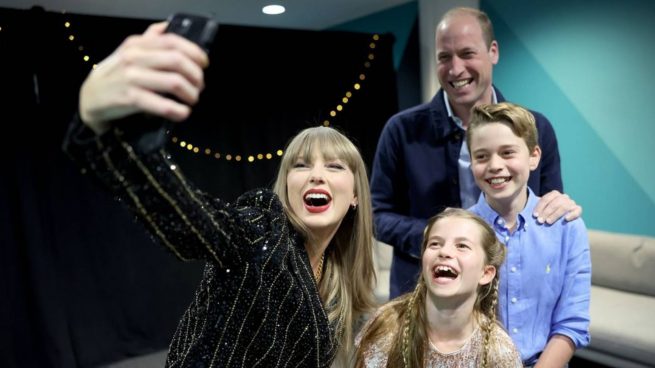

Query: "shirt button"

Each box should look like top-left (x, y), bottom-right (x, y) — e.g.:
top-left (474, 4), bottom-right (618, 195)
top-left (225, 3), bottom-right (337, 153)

top-left (504, 236), bottom-right (509, 242)
top-left (512, 328), bottom-right (518, 334)
top-left (511, 266), bottom-right (517, 273)
top-left (511, 297), bottom-right (518, 303)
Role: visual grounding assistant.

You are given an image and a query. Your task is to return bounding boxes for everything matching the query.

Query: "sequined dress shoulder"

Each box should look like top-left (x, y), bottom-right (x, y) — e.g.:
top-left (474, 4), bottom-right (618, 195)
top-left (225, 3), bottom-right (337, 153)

top-left (356, 313), bottom-right (521, 368)
top-left (63, 117), bottom-right (337, 367)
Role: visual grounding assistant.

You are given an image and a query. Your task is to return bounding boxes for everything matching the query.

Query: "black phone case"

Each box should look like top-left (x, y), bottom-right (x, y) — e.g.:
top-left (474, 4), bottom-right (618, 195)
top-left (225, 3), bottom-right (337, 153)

top-left (165, 13), bottom-right (218, 53)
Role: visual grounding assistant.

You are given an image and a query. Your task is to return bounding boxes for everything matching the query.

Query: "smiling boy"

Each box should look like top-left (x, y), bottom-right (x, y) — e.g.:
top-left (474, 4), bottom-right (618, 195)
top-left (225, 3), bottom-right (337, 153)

top-left (467, 102), bottom-right (591, 367)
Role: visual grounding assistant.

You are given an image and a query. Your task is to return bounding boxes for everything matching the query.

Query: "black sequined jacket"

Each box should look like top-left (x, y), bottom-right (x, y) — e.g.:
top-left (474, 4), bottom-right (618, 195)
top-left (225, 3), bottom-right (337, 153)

top-left (63, 116), bottom-right (337, 367)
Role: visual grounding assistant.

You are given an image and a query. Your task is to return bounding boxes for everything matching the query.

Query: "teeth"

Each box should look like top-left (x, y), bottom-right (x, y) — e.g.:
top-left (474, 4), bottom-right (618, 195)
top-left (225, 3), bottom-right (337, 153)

top-left (452, 79), bottom-right (469, 88)
top-left (434, 265), bottom-right (459, 278)
top-left (489, 177), bottom-right (509, 185)
top-left (305, 193), bottom-right (329, 200)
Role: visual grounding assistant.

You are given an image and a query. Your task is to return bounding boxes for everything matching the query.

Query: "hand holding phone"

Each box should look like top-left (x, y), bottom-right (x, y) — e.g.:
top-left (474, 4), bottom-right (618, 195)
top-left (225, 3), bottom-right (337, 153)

top-left (153, 13), bottom-right (218, 111)
top-left (165, 13), bottom-right (219, 53)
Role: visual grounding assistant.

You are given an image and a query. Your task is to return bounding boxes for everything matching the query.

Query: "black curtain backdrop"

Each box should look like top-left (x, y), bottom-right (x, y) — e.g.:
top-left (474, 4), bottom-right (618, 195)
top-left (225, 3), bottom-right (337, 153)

top-left (0, 7), bottom-right (398, 368)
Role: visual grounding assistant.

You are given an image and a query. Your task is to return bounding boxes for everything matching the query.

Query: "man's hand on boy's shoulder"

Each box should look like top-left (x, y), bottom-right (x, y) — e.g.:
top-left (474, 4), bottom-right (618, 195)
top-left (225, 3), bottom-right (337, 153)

top-left (533, 190), bottom-right (582, 224)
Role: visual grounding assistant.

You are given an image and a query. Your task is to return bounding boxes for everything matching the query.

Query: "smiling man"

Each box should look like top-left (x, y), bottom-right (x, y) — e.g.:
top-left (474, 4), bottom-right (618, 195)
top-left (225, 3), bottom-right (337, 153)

top-left (370, 7), bottom-right (581, 300)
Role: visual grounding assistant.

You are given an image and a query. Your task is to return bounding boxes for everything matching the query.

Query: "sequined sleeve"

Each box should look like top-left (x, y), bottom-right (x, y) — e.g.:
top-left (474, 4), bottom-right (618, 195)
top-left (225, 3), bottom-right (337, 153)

top-left (63, 115), bottom-right (282, 267)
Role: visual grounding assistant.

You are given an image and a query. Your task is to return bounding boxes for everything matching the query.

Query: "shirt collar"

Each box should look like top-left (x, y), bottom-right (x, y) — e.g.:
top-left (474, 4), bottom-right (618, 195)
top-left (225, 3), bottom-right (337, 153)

top-left (443, 88), bottom-right (499, 130)
top-left (473, 187), bottom-right (537, 231)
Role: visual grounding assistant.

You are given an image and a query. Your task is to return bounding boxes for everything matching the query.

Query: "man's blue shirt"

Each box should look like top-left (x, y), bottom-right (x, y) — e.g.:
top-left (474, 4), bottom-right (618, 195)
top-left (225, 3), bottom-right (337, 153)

top-left (444, 89), bottom-right (499, 209)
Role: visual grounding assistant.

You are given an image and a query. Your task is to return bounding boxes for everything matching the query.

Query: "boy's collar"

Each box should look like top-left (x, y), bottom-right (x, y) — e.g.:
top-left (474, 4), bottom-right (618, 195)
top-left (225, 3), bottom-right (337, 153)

top-left (474, 188), bottom-right (538, 231)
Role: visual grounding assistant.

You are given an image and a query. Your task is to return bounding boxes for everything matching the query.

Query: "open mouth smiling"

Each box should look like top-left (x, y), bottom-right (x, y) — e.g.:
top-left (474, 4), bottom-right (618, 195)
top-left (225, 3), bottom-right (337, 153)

top-left (450, 78), bottom-right (473, 89)
top-left (433, 265), bottom-right (459, 280)
top-left (486, 176), bottom-right (511, 185)
top-left (303, 190), bottom-right (332, 212)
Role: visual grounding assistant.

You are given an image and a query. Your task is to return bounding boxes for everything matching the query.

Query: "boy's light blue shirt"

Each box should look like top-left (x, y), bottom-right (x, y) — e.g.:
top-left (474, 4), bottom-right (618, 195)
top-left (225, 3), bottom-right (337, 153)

top-left (469, 188), bottom-right (591, 365)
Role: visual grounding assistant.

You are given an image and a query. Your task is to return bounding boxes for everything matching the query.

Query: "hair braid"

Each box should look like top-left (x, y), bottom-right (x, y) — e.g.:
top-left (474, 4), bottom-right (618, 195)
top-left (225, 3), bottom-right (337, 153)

top-left (358, 208), bottom-right (507, 367)
top-left (402, 282), bottom-right (422, 368)
top-left (481, 278), bottom-right (500, 368)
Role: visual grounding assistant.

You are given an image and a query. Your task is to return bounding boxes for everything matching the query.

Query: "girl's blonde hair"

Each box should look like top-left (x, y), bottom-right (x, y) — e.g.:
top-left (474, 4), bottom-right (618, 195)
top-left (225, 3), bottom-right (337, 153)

top-left (273, 126), bottom-right (377, 363)
top-left (355, 208), bottom-right (505, 368)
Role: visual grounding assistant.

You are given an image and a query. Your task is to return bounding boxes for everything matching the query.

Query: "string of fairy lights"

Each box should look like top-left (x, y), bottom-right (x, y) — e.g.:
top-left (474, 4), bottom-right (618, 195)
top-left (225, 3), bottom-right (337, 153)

top-left (60, 14), bottom-right (380, 164)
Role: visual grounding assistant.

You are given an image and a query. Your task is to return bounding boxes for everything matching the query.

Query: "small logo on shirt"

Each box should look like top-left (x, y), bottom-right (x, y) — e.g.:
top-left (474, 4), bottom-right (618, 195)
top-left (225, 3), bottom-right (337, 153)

top-left (546, 264), bottom-right (551, 274)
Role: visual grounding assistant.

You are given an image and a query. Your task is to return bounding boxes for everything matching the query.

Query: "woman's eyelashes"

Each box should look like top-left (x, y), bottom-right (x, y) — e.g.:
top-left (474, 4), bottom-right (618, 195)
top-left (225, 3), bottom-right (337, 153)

top-left (291, 160), bottom-right (346, 171)
top-left (292, 162), bottom-right (307, 169)
top-left (326, 162), bottom-right (346, 170)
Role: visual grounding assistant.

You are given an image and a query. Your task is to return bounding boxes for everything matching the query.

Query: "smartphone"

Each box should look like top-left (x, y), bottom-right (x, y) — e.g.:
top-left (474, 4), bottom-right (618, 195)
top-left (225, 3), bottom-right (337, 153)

top-left (164, 13), bottom-right (219, 53)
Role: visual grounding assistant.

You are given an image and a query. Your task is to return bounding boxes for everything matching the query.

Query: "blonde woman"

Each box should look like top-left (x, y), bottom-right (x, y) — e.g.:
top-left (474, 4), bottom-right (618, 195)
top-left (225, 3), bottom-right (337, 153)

top-left (64, 22), bottom-right (376, 367)
top-left (355, 208), bottom-right (521, 367)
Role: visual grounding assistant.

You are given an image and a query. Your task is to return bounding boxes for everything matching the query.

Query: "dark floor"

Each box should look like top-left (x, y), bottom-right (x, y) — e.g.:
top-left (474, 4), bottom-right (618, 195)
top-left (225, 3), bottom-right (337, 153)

top-left (570, 356), bottom-right (613, 368)
top-left (104, 351), bottom-right (614, 368)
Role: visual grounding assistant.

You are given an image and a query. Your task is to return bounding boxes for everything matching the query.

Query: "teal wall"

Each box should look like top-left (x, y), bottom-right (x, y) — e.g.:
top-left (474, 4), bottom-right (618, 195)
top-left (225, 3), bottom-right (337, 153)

top-left (482, 0), bottom-right (655, 236)
top-left (330, 2), bottom-right (418, 69)
top-left (332, 0), bottom-right (655, 236)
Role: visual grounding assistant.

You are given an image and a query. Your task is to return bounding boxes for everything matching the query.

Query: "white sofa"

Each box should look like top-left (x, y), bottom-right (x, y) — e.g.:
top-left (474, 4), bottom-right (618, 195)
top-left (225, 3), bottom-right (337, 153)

top-left (373, 240), bottom-right (393, 304)
top-left (373, 229), bottom-right (655, 367)
top-left (575, 230), bottom-right (655, 368)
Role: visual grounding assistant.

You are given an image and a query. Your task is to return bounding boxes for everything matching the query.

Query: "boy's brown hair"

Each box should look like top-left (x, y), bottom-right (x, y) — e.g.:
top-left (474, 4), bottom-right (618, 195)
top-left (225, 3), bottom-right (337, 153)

top-left (466, 102), bottom-right (539, 153)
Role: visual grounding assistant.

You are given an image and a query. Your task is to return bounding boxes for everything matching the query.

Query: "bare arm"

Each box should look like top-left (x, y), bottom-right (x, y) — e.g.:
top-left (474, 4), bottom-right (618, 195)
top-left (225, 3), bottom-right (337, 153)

top-left (534, 334), bottom-right (575, 368)
top-left (533, 190), bottom-right (582, 224)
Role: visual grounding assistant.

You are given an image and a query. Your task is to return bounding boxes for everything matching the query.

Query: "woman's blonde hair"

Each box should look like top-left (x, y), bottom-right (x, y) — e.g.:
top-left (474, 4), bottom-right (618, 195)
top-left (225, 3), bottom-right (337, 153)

top-left (273, 126), bottom-right (377, 363)
top-left (355, 208), bottom-right (505, 368)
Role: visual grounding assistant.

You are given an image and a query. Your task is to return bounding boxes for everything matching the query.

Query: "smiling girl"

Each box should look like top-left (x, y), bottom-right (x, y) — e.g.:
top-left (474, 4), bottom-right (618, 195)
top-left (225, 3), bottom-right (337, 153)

top-left (355, 208), bottom-right (521, 368)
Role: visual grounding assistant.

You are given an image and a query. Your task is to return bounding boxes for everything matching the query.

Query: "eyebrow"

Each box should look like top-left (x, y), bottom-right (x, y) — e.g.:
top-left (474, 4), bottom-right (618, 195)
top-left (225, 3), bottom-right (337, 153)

top-left (427, 235), bottom-right (473, 243)
top-left (458, 47), bottom-right (477, 53)
top-left (472, 144), bottom-right (521, 152)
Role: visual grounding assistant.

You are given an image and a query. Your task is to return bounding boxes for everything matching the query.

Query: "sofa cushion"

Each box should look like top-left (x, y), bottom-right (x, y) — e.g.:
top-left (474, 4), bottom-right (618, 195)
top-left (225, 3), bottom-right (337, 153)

top-left (373, 240), bottom-right (393, 303)
top-left (585, 285), bottom-right (655, 366)
top-left (589, 230), bottom-right (655, 297)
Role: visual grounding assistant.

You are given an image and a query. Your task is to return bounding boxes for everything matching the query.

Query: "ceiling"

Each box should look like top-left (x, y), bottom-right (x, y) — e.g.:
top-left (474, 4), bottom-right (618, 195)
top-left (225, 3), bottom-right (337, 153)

top-left (1, 0), bottom-right (413, 30)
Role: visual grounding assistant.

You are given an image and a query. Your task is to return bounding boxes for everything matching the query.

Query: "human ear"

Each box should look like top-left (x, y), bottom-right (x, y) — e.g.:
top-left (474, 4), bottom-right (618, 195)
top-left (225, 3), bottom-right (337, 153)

top-left (529, 145), bottom-right (542, 171)
top-left (489, 40), bottom-right (499, 65)
top-left (479, 265), bottom-right (496, 286)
